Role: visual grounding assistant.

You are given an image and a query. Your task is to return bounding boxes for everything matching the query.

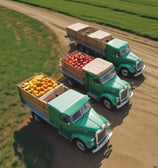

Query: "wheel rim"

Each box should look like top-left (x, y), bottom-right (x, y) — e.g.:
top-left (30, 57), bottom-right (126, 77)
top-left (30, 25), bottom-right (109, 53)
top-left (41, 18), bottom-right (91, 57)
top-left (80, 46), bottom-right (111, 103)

top-left (121, 69), bottom-right (129, 77)
top-left (67, 79), bottom-right (73, 86)
top-left (76, 140), bottom-right (85, 152)
top-left (34, 114), bottom-right (40, 122)
top-left (104, 99), bottom-right (112, 109)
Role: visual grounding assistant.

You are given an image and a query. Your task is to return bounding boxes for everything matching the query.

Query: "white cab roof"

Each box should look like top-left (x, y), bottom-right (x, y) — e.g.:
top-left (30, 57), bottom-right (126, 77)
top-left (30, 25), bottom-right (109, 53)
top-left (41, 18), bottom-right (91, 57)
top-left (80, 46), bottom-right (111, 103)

top-left (83, 58), bottom-right (113, 76)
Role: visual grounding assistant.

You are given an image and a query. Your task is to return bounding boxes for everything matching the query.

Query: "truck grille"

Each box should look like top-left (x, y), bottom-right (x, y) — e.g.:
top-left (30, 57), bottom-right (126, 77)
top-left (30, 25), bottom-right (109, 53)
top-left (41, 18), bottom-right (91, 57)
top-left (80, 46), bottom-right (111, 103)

top-left (120, 88), bottom-right (128, 101)
top-left (96, 125), bottom-right (106, 144)
top-left (136, 60), bottom-right (143, 71)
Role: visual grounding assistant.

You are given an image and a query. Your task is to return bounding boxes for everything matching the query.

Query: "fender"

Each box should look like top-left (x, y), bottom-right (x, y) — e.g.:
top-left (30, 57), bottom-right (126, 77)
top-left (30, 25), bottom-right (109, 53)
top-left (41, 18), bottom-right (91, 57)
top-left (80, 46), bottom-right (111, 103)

top-left (71, 133), bottom-right (95, 149)
top-left (118, 64), bottom-right (136, 74)
top-left (99, 93), bottom-right (117, 106)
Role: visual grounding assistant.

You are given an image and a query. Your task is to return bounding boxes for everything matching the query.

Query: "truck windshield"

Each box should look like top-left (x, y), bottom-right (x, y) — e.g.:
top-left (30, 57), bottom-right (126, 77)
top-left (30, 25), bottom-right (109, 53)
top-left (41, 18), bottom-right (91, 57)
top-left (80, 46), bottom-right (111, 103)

top-left (71, 102), bottom-right (91, 123)
top-left (119, 46), bottom-right (130, 56)
top-left (99, 68), bottom-right (116, 84)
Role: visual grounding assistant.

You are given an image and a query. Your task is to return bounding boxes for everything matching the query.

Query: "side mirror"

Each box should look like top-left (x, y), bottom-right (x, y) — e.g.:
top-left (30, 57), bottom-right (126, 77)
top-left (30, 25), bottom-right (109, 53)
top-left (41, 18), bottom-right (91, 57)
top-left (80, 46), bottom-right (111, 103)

top-left (62, 116), bottom-right (70, 124)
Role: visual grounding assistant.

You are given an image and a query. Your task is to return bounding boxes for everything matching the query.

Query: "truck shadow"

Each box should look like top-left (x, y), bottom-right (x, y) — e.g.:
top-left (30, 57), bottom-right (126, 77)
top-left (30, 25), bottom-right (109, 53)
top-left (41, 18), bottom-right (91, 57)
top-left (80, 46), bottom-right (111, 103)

top-left (13, 119), bottom-right (54, 168)
top-left (119, 74), bottom-right (146, 89)
top-left (68, 42), bottom-right (77, 53)
top-left (13, 117), bottom-right (113, 168)
top-left (93, 101), bottom-right (131, 129)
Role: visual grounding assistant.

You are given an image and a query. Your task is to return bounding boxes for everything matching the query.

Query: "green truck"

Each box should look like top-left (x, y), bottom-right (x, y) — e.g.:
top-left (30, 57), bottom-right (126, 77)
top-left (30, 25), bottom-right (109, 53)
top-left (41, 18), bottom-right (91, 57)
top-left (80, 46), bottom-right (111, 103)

top-left (17, 73), bottom-right (112, 153)
top-left (60, 51), bottom-right (133, 110)
top-left (65, 23), bottom-right (145, 77)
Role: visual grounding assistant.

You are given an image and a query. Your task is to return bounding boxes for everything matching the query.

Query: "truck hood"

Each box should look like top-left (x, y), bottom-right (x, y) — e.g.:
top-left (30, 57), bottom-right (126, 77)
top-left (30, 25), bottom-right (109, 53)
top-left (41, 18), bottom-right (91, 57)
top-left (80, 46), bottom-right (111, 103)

top-left (123, 51), bottom-right (140, 64)
top-left (104, 75), bottom-right (129, 92)
top-left (73, 108), bottom-right (108, 133)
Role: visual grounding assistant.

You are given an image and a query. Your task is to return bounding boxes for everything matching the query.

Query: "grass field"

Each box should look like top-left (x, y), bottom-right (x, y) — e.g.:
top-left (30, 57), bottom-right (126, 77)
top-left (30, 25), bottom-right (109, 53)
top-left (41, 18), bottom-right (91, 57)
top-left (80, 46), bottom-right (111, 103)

top-left (14, 0), bottom-right (158, 40)
top-left (0, 6), bottom-right (62, 168)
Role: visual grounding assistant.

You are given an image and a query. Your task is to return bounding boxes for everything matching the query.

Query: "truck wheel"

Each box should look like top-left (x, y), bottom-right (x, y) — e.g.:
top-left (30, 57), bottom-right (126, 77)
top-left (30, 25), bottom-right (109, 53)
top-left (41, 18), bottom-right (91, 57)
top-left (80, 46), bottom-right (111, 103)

top-left (67, 78), bottom-right (75, 86)
top-left (103, 98), bottom-right (114, 110)
top-left (85, 48), bottom-right (89, 54)
top-left (120, 68), bottom-right (131, 77)
top-left (32, 112), bottom-right (41, 122)
top-left (77, 43), bottom-right (85, 52)
top-left (75, 139), bottom-right (87, 152)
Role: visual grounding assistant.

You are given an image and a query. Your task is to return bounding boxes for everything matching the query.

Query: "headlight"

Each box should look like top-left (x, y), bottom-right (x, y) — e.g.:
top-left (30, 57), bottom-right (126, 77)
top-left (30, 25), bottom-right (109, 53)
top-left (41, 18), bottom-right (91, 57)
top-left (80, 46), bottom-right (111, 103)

top-left (89, 137), bottom-right (95, 142)
top-left (116, 97), bottom-right (120, 102)
top-left (106, 122), bottom-right (111, 128)
top-left (133, 64), bottom-right (136, 68)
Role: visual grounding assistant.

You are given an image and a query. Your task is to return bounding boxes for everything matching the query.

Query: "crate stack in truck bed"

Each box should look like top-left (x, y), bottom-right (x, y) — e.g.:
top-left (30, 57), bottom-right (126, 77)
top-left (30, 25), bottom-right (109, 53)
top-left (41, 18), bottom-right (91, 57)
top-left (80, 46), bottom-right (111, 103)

top-left (66, 22), bottom-right (113, 51)
top-left (17, 73), bottom-right (68, 117)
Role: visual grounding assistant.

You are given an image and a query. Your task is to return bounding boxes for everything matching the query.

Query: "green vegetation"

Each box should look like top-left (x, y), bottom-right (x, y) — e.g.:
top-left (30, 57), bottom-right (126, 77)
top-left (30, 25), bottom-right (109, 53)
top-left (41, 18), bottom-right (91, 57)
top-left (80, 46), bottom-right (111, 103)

top-left (15, 0), bottom-right (158, 40)
top-left (0, 6), bottom-right (61, 168)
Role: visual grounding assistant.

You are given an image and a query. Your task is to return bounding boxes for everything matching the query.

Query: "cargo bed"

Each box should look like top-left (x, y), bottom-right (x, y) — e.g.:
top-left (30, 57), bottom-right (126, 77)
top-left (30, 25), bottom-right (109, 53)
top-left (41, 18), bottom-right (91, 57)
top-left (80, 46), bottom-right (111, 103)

top-left (17, 73), bottom-right (68, 119)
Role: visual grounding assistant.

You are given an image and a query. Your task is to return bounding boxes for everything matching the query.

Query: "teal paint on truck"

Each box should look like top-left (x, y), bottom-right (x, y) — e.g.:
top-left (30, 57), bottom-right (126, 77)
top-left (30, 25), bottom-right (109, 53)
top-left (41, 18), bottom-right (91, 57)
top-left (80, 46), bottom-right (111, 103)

top-left (48, 89), bottom-right (89, 116)
top-left (17, 74), bottom-right (112, 153)
top-left (65, 23), bottom-right (145, 77)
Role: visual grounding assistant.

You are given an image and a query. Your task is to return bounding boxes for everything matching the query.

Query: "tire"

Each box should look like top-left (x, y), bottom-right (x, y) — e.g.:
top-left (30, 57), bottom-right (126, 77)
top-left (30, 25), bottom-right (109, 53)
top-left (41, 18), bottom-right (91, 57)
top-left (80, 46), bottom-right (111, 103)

top-left (120, 68), bottom-right (131, 77)
top-left (75, 139), bottom-right (87, 152)
top-left (67, 78), bottom-right (75, 86)
top-left (32, 112), bottom-right (41, 122)
top-left (102, 98), bottom-right (114, 110)
top-left (84, 48), bottom-right (90, 54)
top-left (77, 43), bottom-right (85, 52)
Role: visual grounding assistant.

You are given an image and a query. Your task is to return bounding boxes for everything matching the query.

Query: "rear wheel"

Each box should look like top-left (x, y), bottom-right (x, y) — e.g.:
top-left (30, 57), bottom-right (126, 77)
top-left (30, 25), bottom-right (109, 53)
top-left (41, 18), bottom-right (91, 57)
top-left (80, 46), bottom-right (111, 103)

top-left (67, 78), bottom-right (75, 86)
top-left (103, 98), bottom-right (114, 110)
top-left (75, 139), bottom-right (87, 152)
top-left (77, 43), bottom-right (85, 52)
top-left (32, 112), bottom-right (41, 122)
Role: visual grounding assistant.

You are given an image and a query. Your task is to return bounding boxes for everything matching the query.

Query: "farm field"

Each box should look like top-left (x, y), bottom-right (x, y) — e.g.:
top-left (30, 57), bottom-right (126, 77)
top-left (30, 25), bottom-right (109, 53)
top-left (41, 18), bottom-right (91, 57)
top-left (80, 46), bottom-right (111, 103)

top-left (0, 6), bottom-right (63, 168)
top-left (14, 0), bottom-right (158, 40)
top-left (0, 0), bottom-right (158, 168)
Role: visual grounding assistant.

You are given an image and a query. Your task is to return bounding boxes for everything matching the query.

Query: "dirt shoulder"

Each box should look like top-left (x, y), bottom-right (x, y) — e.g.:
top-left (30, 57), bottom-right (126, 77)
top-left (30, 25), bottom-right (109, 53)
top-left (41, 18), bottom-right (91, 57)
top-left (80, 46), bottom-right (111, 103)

top-left (1, 0), bottom-right (158, 168)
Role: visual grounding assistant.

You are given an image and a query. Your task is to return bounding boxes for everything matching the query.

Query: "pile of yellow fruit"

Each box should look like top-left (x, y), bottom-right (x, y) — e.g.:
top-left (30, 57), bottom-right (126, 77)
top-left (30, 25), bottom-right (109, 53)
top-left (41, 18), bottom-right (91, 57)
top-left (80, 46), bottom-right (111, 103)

top-left (21, 74), bottom-right (58, 97)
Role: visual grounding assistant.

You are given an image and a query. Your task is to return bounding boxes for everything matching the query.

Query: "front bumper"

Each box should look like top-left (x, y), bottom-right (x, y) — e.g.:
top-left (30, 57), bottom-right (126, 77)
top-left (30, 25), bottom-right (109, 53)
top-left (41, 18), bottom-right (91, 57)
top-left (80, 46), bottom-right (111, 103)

top-left (116, 91), bottom-right (134, 109)
top-left (134, 65), bottom-right (146, 77)
top-left (92, 132), bottom-right (113, 153)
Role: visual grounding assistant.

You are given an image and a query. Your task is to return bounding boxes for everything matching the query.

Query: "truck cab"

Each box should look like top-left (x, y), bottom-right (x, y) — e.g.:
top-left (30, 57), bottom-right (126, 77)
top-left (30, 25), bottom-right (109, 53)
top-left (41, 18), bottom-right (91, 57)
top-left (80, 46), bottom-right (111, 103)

top-left (106, 38), bottom-right (145, 77)
top-left (82, 58), bottom-right (133, 110)
top-left (48, 89), bottom-right (112, 153)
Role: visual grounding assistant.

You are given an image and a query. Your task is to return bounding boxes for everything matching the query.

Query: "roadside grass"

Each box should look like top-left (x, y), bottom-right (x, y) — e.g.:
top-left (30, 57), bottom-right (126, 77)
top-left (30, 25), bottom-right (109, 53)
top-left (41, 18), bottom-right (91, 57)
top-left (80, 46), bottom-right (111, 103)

top-left (0, 6), bottom-right (62, 168)
top-left (14, 0), bottom-right (158, 40)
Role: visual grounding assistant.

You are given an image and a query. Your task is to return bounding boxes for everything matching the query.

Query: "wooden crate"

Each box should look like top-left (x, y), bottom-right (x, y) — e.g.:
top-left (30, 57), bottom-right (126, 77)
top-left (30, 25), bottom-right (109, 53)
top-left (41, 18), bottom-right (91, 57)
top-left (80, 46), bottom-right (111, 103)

top-left (87, 30), bottom-right (112, 51)
top-left (17, 73), bottom-right (58, 117)
top-left (18, 85), bottom-right (49, 116)
top-left (62, 59), bottom-right (85, 79)
top-left (66, 23), bottom-right (89, 41)
top-left (77, 27), bottom-right (97, 43)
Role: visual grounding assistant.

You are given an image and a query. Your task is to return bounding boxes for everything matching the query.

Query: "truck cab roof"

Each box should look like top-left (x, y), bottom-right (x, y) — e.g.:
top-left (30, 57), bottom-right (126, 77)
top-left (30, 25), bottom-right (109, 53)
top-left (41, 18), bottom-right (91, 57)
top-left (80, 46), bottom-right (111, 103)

top-left (107, 38), bottom-right (128, 50)
top-left (82, 58), bottom-right (113, 76)
top-left (48, 89), bottom-right (89, 116)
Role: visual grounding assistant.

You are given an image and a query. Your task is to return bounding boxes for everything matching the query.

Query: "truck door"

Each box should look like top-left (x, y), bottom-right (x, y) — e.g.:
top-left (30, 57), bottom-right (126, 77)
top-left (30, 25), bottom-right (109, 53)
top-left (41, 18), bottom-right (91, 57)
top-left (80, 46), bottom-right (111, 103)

top-left (59, 115), bottom-right (72, 137)
top-left (89, 76), bottom-right (104, 94)
top-left (112, 51), bottom-right (122, 68)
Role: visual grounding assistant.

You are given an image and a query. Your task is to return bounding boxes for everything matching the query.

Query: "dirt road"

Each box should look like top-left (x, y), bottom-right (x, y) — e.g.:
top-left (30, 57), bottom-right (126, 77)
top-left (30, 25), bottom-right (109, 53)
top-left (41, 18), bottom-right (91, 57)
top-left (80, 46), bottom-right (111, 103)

top-left (1, 0), bottom-right (158, 168)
